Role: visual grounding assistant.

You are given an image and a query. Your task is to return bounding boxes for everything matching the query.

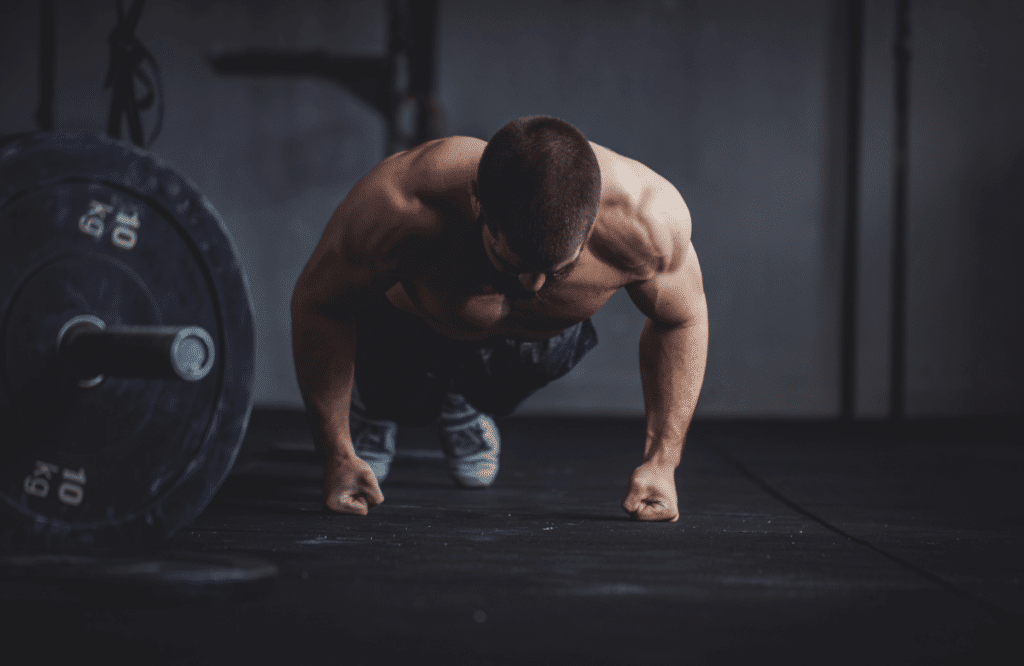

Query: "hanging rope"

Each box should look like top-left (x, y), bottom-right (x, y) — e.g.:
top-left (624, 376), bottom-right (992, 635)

top-left (105, 0), bottom-right (163, 148)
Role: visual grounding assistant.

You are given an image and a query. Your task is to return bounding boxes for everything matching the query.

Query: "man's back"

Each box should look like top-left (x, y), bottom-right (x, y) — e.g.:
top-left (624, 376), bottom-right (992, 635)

top-left (304, 134), bottom-right (692, 342)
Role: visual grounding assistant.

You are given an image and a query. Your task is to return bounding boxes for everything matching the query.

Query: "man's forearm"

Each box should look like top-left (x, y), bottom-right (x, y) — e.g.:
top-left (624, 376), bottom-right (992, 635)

top-left (290, 297), bottom-right (359, 460)
top-left (637, 306), bottom-right (709, 469)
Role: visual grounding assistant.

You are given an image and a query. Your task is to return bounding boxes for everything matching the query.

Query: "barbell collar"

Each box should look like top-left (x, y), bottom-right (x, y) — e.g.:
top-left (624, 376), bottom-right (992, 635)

top-left (58, 317), bottom-right (216, 383)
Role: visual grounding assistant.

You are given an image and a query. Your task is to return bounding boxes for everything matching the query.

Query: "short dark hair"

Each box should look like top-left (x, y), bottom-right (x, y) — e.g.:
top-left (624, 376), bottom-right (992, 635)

top-left (477, 116), bottom-right (601, 270)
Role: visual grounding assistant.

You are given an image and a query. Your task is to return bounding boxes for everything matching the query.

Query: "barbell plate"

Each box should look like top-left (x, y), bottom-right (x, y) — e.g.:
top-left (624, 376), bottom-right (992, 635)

top-left (0, 132), bottom-right (255, 549)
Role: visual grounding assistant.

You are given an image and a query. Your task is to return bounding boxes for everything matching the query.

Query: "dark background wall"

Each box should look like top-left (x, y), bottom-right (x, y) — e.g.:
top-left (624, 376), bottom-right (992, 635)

top-left (1, 0), bottom-right (1021, 418)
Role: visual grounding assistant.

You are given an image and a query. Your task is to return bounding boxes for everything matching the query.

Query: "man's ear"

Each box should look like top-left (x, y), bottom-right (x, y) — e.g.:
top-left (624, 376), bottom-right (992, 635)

top-left (471, 180), bottom-right (485, 221)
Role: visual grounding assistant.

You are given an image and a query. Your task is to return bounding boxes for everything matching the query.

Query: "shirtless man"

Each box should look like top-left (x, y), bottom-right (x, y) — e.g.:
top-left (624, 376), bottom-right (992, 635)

top-left (291, 116), bottom-right (707, 522)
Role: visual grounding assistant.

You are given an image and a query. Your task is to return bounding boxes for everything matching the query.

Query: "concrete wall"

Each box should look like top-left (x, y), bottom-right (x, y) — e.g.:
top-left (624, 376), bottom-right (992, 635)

top-left (854, 0), bottom-right (1024, 417)
top-left (1, 0), bottom-right (1020, 418)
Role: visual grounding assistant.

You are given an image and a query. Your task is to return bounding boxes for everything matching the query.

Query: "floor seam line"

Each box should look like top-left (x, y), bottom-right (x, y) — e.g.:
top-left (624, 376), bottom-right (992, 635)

top-left (704, 440), bottom-right (1019, 623)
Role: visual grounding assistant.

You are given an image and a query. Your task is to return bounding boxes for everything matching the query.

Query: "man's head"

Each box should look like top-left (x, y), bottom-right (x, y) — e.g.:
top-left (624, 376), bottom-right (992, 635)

top-left (476, 116), bottom-right (601, 278)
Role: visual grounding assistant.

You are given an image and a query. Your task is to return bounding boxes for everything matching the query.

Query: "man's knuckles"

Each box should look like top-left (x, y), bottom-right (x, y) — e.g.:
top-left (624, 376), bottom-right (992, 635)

top-left (324, 484), bottom-right (384, 515)
top-left (330, 496), bottom-right (369, 515)
top-left (367, 487), bottom-right (385, 505)
top-left (325, 499), bottom-right (362, 515)
top-left (630, 499), bottom-right (679, 522)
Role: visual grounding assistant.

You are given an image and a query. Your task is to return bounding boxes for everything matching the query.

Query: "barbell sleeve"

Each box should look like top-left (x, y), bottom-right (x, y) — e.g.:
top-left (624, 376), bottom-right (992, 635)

top-left (58, 317), bottom-right (215, 383)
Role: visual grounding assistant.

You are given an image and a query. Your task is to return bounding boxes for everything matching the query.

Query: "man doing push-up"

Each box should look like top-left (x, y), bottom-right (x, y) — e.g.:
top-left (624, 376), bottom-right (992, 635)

top-left (291, 116), bottom-right (708, 522)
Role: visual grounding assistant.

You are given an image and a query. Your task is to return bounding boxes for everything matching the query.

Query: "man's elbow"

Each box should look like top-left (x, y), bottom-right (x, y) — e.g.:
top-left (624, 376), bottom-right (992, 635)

top-left (291, 274), bottom-right (333, 329)
top-left (685, 293), bottom-right (709, 328)
top-left (650, 294), bottom-right (707, 332)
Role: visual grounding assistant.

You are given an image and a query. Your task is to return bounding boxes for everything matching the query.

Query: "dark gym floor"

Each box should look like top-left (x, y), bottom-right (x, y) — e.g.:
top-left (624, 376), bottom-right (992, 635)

top-left (4, 412), bottom-right (1023, 665)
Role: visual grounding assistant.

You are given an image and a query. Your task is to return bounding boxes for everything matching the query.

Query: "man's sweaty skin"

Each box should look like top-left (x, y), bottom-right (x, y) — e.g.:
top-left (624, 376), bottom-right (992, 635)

top-left (291, 136), bottom-right (708, 522)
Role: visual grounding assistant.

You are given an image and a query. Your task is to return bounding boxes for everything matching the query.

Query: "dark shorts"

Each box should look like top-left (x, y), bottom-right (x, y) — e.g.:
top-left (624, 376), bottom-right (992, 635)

top-left (354, 296), bottom-right (598, 426)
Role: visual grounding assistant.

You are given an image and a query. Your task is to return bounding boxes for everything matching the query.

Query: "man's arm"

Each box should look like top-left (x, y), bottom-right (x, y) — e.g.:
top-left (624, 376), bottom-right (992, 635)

top-left (291, 152), bottom-right (440, 515)
top-left (291, 278), bottom-right (375, 514)
top-left (622, 190), bottom-right (709, 522)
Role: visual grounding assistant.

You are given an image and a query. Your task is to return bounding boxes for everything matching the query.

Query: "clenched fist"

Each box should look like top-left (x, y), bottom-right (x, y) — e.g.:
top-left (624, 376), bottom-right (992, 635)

top-left (323, 455), bottom-right (385, 515)
top-left (622, 462), bottom-right (679, 522)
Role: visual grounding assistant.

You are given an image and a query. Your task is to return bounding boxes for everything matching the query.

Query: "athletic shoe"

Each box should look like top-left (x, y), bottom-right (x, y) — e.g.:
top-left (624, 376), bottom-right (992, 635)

top-left (350, 389), bottom-right (398, 483)
top-left (438, 393), bottom-right (500, 488)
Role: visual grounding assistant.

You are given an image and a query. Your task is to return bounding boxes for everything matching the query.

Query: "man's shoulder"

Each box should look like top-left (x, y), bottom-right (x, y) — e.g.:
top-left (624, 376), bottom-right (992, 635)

top-left (401, 136), bottom-right (486, 200)
top-left (588, 143), bottom-right (691, 279)
top-left (589, 142), bottom-right (677, 201)
top-left (349, 136), bottom-right (483, 231)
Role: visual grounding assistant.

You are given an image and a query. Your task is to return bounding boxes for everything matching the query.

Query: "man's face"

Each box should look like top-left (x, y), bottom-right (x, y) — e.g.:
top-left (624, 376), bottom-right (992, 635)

top-left (480, 218), bottom-right (582, 295)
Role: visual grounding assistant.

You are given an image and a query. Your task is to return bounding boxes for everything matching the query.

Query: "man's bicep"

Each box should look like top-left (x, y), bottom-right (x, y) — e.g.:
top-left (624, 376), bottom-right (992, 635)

top-left (626, 241), bottom-right (706, 328)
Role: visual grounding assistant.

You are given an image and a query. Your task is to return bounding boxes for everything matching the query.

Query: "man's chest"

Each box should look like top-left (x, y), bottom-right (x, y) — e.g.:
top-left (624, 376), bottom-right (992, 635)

top-left (390, 261), bottom-right (619, 341)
